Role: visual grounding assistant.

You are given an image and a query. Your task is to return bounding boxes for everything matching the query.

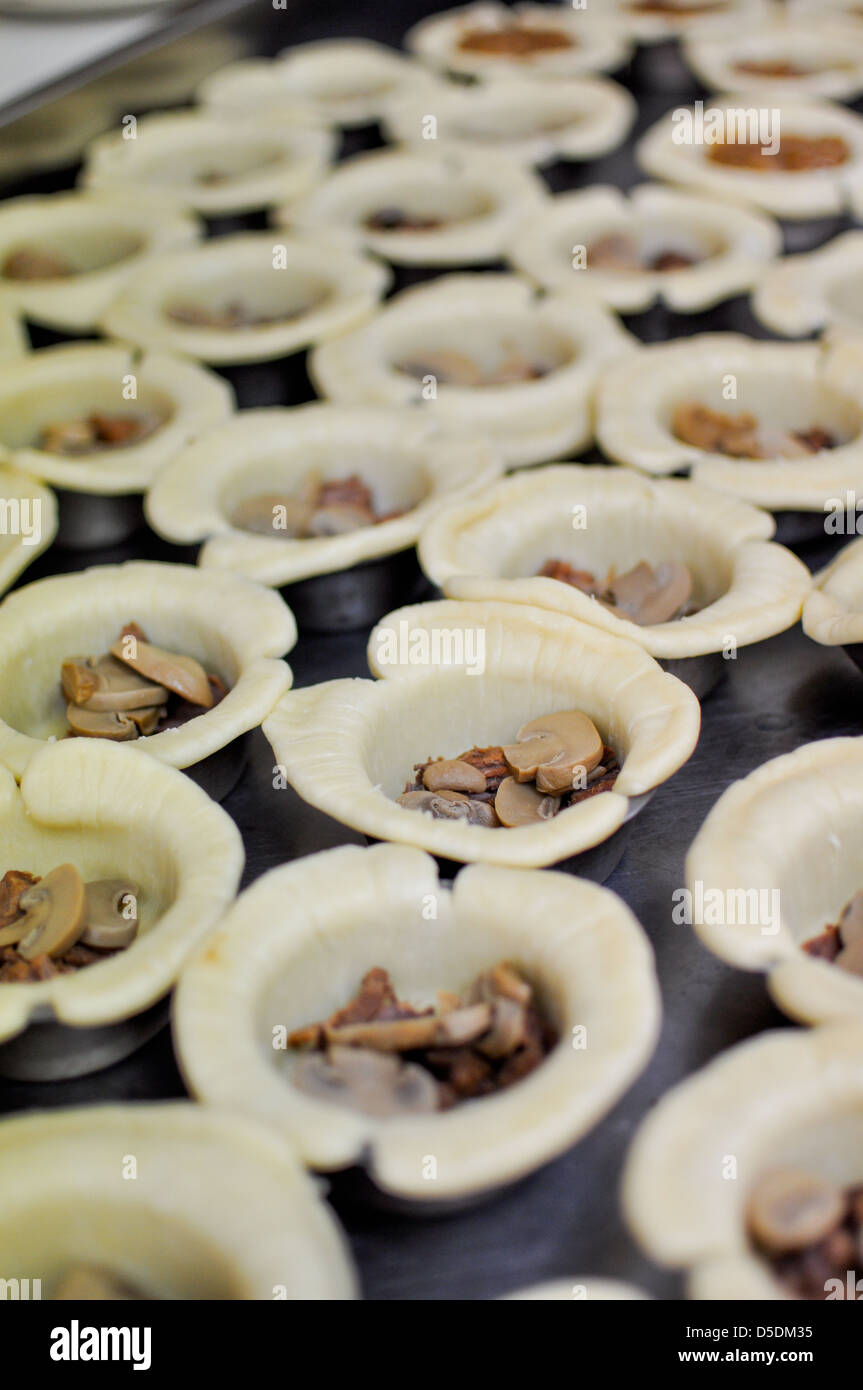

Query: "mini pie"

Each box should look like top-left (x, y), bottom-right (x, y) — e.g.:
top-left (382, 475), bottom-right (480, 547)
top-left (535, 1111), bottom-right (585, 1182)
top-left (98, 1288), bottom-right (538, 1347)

top-left (684, 18), bottom-right (863, 102)
top-left (275, 147), bottom-right (548, 268)
top-left (381, 73), bottom-right (636, 168)
top-left (0, 343), bottom-right (232, 496)
top-left (685, 737), bottom-right (863, 1026)
top-left (605, 0), bottom-right (775, 43)
top-left (100, 232), bottom-right (391, 366)
top-left (0, 191), bottom-right (200, 334)
top-left (419, 464), bottom-right (811, 660)
top-left (0, 1103), bottom-right (356, 1299)
top-left (637, 96), bottom-right (863, 220)
top-left (199, 40), bottom-right (442, 128)
top-left (803, 535), bottom-right (863, 650)
top-left (502, 1278), bottom-right (650, 1300)
top-left (0, 90), bottom-right (111, 187)
top-left (174, 842), bottom-right (661, 1205)
top-left (310, 273), bottom-right (633, 467)
top-left (623, 1021), bottom-right (863, 1299)
top-left (263, 598), bottom-right (700, 868)
top-left (0, 466), bottom-right (57, 596)
top-left (0, 560), bottom-right (295, 779)
top-left (752, 231), bottom-right (863, 339)
top-left (405, 2), bottom-right (633, 79)
top-left (81, 111), bottom-right (336, 218)
top-left (595, 332), bottom-right (863, 513)
top-left (0, 737), bottom-right (242, 1042)
top-left (505, 183), bottom-right (782, 314)
top-left (145, 404), bottom-right (503, 588)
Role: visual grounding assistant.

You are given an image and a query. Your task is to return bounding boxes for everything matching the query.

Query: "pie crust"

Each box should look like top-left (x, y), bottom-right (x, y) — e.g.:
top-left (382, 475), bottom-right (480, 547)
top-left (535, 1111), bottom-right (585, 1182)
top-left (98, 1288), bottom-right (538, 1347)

top-left (200, 41), bottom-right (443, 128)
top-left (82, 111), bottom-right (336, 217)
top-left (752, 230), bottom-right (863, 338)
top-left (804, 534), bottom-right (863, 649)
top-left (381, 73), bottom-right (636, 167)
top-left (173, 842), bottom-right (661, 1205)
top-left (0, 343), bottom-right (233, 495)
top-left (606, 0), bottom-right (775, 43)
top-left (502, 1278), bottom-right (651, 1300)
top-left (637, 95), bottom-right (863, 219)
top-left (405, 3), bottom-right (633, 79)
top-left (0, 560), bottom-right (296, 778)
top-left (0, 736), bottom-right (242, 1041)
top-left (310, 274), bottom-right (633, 467)
top-left (684, 18), bottom-right (863, 102)
top-left (0, 1102), bottom-right (356, 1299)
top-left (419, 464), bottom-right (811, 659)
top-left (100, 232), bottom-right (391, 365)
top-left (276, 147), bottom-right (548, 268)
top-left (0, 191), bottom-right (200, 333)
top-left (0, 466), bottom-right (57, 595)
top-left (505, 183), bottom-right (782, 313)
top-left (596, 332), bottom-right (863, 512)
top-left (623, 1021), bottom-right (863, 1298)
top-left (263, 598), bottom-right (700, 868)
top-left (686, 736), bottom-right (863, 1025)
top-left (146, 404), bottom-right (503, 587)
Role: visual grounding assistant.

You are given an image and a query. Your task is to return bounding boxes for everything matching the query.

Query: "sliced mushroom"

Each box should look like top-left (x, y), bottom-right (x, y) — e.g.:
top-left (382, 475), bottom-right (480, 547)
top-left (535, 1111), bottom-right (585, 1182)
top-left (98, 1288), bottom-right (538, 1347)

top-left (306, 503), bottom-right (375, 536)
top-left (324, 1001), bottom-right (492, 1052)
top-left (476, 997), bottom-right (528, 1059)
top-left (501, 730), bottom-right (566, 784)
top-left (746, 1168), bottom-right (845, 1254)
top-left (125, 706), bottom-right (162, 736)
top-left (80, 878), bottom-right (139, 950)
top-left (16, 863), bottom-right (87, 961)
top-left (109, 638), bottom-right (213, 708)
top-left (397, 787), bottom-right (497, 826)
top-left (472, 960), bottom-right (533, 1006)
top-left (0, 920), bottom-right (26, 948)
top-left (606, 560), bottom-right (692, 627)
top-left (62, 655), bottom-right (169, 712)
top-left (293, 1044), bottom-right (441, 1117)
top-left (66, 704), bottom-right (142, 741)
top-left (839, 892), bottom-right (863, 947)
top-left (423, 759), bottom-right (488, 794)
top-left (495, 776), bottom-right (560, 827)
top-left (508, 710), bottom-right (604, 795)
top-left (230, 493), bottom-right (314, 538)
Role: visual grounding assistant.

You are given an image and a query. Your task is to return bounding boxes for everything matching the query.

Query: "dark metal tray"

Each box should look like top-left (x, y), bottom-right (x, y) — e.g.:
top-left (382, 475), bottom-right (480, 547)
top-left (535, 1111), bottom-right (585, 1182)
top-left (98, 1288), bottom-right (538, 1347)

top-left (0, 0), bottom-right (856, 1301)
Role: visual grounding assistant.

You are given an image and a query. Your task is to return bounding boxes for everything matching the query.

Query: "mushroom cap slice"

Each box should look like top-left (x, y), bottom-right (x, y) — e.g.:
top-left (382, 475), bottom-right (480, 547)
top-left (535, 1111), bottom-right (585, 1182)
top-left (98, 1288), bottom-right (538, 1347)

top-left (81, 878), bottom-right (140, 951)
top-left (502, 730), bottom-right (566, 784)
top-left (507, 710), bottom-right (604, 795)
top-left (422, 759), bottom-right (487, 794)
top-left (63, 655), bottom-right (169, 713)
top-left (109, 638), bottom-right (213, 709)
top-left (745, 1168), bottom-right (845, 1255)
top-left (607, 561), bottom-right (692, 628)
top-left (16, 863), bottom-right (87, 961)
top-left (66, 705), bottom-right (142, 741)
top-left (495, 776), bottom-right (560, 827)
top-left (293, 1045), bottom-right (441, 1118)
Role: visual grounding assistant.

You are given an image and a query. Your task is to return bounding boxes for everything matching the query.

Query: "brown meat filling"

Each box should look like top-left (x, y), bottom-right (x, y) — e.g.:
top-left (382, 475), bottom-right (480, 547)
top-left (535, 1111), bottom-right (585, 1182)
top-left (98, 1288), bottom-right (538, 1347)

top-left (231, 472), bottom-right (404, 540)
top-left (40, 412), bottom-right (162, 456)
top-left (707, 134), bottom-right (849, 171)
top-left (747, 1168), bottom-right (863, 1300)
top-left (458, 26), bottom-right (574, 56)
top-left (673, 402), bottom-right (836, 460)
top-left (802, 890), bottom-right (863, 975)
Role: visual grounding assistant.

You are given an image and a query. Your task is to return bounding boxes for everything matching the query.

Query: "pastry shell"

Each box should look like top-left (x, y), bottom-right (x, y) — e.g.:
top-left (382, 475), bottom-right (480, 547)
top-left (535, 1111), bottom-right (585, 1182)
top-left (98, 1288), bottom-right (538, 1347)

top-left (263, 598), bottom-right (700, 868)
top-left (310, 273), bottom-right (633, 467)
top-left (0, 560), bottom-right (295, 778)
top-left (0, 1102), bottom-right (356, 1300)
top-left (0, 737), bottom-right (243, 1042)
top-left (405, 3), bottom-right (633, 79)
top-left (0, 342), bottom-right (233, 495)
top-left (684, 18), bottom-right (863, 101)
top-left (81, 111), bottom-right (336, 217)
top-left (752, 230), bottom-right (863, 338)
top-left (506, 184), bottom-right (782, 313)
top-left (804, 534), bottom-right (863, 648)
top-left (0, 90), bottom-right (111, 187)
top-left (623, 1020), bottom-right (863, 1298)
top-left (419, 464), bottom-right (811, 659)
top-left (200, 41), bottom-right (442, 128)
top-left (596, 332), bottom-right (863, 512)
top-left (0, 466), bottom-right (57, 595)
top-left (0, 191), bottom-right (201, 334)
top-left (146, 404), bottom-right (503, 586)
top-left (100, 232), bottom-right (391, 366)
top-left (276, 147), bottom-right (548, 267)
top-left (607, 0), bottom-right (776, 43)
top-left (381, 73), bottom-right (636, 168)
top-left (173, 842), bottom-right (661, 1206)
top-left (685, 736), bottom-right (863, 1024)
top-left (637, 95), bottom-right (863, 220)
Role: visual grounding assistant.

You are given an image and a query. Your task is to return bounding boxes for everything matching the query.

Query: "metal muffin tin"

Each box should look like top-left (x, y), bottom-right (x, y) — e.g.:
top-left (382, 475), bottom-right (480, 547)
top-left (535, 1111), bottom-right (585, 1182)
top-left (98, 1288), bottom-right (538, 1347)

top-left (0, 0), bottom-right (859, 1300)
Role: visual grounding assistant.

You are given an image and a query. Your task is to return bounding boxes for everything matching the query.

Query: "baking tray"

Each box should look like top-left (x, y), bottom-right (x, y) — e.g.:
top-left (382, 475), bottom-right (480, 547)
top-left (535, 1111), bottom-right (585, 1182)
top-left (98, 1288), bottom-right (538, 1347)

top-left (0, 0), bottom-right (857, 1302)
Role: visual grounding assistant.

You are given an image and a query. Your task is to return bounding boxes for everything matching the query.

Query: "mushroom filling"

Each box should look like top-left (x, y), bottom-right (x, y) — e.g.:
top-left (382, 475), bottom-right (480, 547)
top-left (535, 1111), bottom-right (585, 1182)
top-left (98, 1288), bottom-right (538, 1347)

top-left (673, 402), bottom-right (837, 460)
top-left (397, 709), bottom-right (620, 828)
top-left (61, 621), bottom-right (226, 742)
top-left (0, 864), bottom-right (139, 983)
top-left (746, 1167), bottom-right (863, 1300)
top-left (706, 134), bottom-right (850, 171)
top-left (587, 233), bottom-right (699, 273)
top-left (364, 207), bottom-right (445, 232)
top-left (802, 889), bottom-right (863, 976)
top-left (289, 962), bottom-right (557, 1116)
top-left (733, 59), bottom-right (815, 79)
top-left (39, 411), bottom-right (163, 456)
top-left (397, 347), bottom-right (551, 387)
top-left (53, 1264), bottom-right (152, 1301)
top-left (3, 246), bottom-right (75, 280)
top-left (537, 558), bottom-right (698, 625)
top-left (166, 294), bottom-right (325, 330)
top-left (457, 26), bottom-right (575, 56)
top-left (230, 472), bottom-right (404, 539)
